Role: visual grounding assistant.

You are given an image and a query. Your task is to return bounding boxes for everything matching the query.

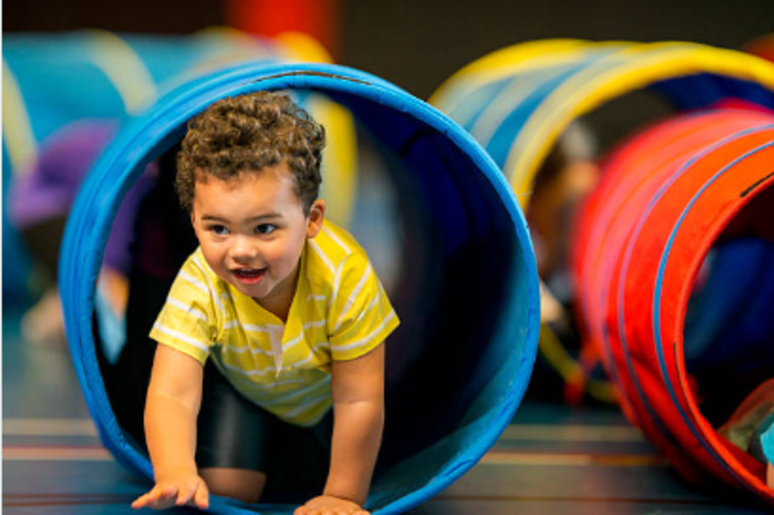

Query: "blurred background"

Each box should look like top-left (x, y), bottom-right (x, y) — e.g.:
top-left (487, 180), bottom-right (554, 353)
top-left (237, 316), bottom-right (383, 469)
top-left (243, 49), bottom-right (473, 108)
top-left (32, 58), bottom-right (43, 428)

top-left (6, 0), bottom-right (774, 319)
top-left (6, 0), bottom-right (774, 99)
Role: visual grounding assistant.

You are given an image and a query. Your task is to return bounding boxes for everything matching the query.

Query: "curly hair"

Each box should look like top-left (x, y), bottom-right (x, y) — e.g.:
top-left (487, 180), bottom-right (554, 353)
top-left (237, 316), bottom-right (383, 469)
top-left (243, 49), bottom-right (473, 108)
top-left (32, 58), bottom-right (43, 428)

top-left (176, 91), bottom-right (326, 214)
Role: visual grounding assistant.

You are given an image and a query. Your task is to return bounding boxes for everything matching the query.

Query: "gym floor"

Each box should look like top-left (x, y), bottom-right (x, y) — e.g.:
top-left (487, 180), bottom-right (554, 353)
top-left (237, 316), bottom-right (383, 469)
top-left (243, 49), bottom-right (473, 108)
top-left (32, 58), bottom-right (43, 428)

top-left (4, 305), bottom-right (771, 515)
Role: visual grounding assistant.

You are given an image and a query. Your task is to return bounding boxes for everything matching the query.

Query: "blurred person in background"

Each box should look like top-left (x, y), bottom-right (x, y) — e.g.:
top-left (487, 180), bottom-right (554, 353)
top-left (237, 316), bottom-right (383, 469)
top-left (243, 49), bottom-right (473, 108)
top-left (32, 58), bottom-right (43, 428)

top-left (8, 119), bottom-right (155, 348)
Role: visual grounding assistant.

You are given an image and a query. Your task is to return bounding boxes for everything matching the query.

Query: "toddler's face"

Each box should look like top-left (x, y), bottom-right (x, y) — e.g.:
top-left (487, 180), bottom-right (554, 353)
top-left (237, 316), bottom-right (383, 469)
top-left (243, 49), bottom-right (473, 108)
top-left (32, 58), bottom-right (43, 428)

top-left (190, 163), bottom-right (324, 315)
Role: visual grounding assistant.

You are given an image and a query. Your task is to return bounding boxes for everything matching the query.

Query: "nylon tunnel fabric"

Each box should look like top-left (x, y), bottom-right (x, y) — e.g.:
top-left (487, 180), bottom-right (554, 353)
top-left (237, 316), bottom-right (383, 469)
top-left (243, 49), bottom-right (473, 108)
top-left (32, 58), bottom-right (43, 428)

top-left (58, 62), bottom-right (540, 514)
top-left (573, 109), bottom-right (774, 504)
top-left (430, 39), bottom-right (774, 504)
top-left (430, 39), bottom-right (774, 206)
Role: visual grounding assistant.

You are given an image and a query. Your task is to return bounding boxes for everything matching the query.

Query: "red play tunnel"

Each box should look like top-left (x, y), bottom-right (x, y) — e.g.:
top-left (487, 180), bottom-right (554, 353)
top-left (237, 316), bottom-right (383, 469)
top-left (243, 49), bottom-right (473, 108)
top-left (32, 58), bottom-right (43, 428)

top-left (572, 108), bottom-right (774, 502)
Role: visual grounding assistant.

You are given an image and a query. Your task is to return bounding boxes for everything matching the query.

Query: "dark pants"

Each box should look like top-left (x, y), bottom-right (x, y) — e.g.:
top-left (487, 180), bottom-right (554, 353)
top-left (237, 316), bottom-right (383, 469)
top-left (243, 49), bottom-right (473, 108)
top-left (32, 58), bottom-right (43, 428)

top-left (196, 363), bottom-right (333, 501)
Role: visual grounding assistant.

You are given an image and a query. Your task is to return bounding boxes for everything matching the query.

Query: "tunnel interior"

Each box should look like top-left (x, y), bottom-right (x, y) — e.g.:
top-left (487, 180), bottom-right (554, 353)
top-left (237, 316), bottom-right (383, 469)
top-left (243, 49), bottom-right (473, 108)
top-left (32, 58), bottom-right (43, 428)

top-left (80, 79), bottom-right (537, 510)
top-left (684, 183), bottom-right (774, 439)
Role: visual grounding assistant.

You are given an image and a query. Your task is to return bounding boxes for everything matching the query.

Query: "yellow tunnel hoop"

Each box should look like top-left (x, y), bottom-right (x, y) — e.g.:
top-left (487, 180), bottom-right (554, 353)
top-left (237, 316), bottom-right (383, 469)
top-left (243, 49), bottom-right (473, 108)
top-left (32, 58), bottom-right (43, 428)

top-left (432, 40), bottom-right (774, 208)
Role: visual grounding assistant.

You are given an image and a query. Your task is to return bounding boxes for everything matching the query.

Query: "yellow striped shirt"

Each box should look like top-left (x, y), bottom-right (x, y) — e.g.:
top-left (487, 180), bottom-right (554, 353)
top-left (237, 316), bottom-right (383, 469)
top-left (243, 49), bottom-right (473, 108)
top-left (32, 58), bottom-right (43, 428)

top-left (149, 220), bottom-right (399, 426)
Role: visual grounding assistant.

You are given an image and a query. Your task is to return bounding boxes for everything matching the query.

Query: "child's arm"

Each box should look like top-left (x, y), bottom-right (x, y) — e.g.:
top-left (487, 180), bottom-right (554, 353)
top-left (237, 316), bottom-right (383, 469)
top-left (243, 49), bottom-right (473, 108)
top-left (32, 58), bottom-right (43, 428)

top-left (131, 345), bottom-right (210, 511)
top-left (768, 463), bottom-right (774, 489)
top-left (296, 343), bottom-right (385, 515)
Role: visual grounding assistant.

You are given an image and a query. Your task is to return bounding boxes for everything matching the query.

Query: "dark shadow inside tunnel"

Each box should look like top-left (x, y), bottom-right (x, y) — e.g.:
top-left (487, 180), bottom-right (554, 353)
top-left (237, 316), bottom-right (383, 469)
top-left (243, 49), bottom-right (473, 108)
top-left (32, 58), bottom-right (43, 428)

top-left (684, 184), bottom-right (774, 431)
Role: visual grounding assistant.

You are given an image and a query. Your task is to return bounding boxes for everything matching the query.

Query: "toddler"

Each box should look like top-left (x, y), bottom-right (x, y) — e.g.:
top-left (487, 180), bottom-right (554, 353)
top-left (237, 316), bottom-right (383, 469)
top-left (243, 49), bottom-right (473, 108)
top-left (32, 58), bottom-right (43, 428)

top-left (131, 91), bottom-right (399, 514)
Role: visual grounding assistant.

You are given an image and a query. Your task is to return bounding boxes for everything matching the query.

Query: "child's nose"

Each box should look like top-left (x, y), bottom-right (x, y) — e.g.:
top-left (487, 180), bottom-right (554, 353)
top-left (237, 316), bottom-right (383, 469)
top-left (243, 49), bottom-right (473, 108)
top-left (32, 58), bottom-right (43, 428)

top-left (230, 235), bottom-right (259, 261)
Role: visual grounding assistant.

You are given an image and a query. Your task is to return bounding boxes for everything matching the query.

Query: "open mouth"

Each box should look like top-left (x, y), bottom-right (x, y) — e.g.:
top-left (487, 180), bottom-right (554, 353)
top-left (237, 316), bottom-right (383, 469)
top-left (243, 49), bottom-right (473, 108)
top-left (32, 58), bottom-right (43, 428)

top-left (232, 268), bottom-right (266, 285)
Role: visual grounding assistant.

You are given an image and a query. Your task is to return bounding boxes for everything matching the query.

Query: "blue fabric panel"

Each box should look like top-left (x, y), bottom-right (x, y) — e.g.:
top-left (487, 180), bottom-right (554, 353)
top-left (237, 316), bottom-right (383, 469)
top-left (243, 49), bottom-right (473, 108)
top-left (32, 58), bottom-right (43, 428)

top-left (761, 417), bottom-right (774, 465)
top-left (685, 239), bottom-right (774, 373)
top-left (445, 75), bottom-right (521, 130)
top-left (652, 75), bottom-right (774, 111)
top-left (4, 34), bottom-right (131, 143)
top-left (2, 149), bottom-right (32, 301)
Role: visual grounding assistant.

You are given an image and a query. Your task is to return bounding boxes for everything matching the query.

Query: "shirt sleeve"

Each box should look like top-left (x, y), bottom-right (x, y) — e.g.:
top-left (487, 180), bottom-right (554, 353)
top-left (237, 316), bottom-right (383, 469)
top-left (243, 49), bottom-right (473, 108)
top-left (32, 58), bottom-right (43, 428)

top-left (149, 256), bottom-right (218, 364)
top-left (328, 252), bottom-right (400, 361)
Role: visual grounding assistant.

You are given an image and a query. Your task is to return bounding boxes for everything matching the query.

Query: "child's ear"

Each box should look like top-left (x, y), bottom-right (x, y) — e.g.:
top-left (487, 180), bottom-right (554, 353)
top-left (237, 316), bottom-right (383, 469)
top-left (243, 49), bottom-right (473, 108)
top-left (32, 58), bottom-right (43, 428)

top-left (306, 199), bottom-right (326, 238)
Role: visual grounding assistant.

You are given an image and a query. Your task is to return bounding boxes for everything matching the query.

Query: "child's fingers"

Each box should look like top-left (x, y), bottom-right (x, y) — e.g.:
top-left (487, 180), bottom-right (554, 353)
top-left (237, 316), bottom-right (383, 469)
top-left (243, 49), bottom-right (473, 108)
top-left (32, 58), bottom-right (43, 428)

top-left (132, 484), bottom-right (177, 510)
top-left (131, 492), bottom-right (151, 509)
top-left (193, 480), bottom-right (210, 509)
top-left (175, 480), bottom-right (200, 507)
top-left (294, 506), bottom-right (368, 515)
top-left (151, 484), bottom-right (179, 509)
top-left (173, 478), bottom-right (210, 509)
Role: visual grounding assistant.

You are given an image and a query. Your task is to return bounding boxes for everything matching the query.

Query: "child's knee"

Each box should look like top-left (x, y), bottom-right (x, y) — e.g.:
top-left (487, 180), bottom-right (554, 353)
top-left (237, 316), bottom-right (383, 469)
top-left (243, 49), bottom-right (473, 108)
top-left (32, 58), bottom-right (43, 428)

top-left (199, 467), bottom-right (267, 504)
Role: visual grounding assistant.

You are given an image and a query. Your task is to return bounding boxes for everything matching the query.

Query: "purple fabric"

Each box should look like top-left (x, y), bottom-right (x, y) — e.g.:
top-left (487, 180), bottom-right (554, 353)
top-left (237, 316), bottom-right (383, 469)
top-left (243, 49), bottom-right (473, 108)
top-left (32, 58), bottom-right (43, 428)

top-left (8, 119), bottom-right (157, 275)
top-left (9, 120), bottom-right (119, 228)
top-left (104, 164), bottom-right (157, 276)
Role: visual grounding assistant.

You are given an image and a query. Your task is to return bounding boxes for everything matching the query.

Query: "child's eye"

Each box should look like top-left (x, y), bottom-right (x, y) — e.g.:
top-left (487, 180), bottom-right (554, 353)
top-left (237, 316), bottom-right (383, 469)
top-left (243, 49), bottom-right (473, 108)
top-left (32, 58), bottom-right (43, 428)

top-left (209, 225), bottom-right (229, 235)
top-left (255, 224), bottom-right (277, 235)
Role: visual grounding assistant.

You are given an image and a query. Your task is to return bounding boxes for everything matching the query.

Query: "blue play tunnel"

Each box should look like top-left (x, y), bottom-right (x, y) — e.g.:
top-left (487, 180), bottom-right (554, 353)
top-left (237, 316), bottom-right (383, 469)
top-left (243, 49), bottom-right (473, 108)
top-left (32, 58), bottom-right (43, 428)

top-left (59, 62), bottom-right (540, 514)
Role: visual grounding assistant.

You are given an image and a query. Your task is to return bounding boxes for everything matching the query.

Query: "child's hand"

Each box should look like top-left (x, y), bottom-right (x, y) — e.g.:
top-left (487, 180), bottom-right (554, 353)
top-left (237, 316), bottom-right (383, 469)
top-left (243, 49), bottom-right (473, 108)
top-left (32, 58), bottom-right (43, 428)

top-left (131, 471), bottom-right (209, 511)
top-left (294, 495), bottom-right (369, 515)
